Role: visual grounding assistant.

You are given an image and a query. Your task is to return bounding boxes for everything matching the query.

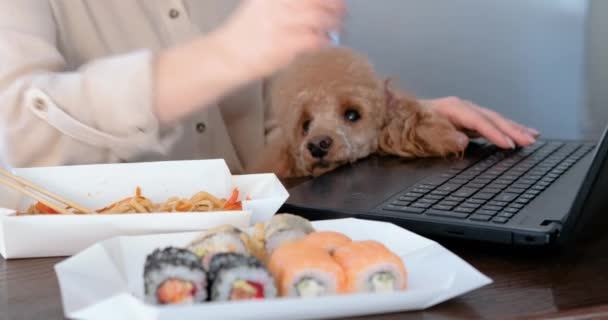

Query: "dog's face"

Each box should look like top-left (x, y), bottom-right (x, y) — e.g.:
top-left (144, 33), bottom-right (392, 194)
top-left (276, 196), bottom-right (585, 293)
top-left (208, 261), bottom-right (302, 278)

top-left (266, 47), bottom-right (467, 177)
top-left (269, 49), bottom-right (386, 176)
top-left (289, 84), bottom-right (387, 176)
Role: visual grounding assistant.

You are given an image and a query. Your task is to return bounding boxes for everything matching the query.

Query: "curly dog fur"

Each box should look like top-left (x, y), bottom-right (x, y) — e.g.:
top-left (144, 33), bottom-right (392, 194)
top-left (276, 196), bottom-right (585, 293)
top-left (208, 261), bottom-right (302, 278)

top-left (251, 47), bottom-right (468, 178)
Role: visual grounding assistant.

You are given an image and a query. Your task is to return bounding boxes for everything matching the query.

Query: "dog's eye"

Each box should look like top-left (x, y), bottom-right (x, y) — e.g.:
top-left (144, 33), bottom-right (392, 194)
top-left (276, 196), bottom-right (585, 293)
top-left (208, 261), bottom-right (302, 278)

top-left (302, 120), bottom-right (311, 135)
top-left (344, 109), bottom-right (361, 123)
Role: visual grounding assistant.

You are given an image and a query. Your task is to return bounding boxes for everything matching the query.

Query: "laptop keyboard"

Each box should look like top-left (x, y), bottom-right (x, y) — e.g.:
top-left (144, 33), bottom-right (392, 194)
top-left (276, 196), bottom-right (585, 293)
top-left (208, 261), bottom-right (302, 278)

top-left (381, 141), bottom-right (595, 224)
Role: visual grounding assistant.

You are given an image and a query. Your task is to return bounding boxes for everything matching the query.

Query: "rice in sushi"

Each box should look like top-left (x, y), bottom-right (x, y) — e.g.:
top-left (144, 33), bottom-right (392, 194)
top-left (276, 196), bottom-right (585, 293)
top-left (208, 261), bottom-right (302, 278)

top-left (187, 225), bottom-right (251, 269)
top-left (268, 241), bottom-right (345, 297)
top-left (143, 247), bottom-right (207, 305)
top-left (207, 252), bottom-right (277, 301)
top-left (264, 214), bottom-right (315, 253)
top-left (333, 240), bottom-right (407, 293)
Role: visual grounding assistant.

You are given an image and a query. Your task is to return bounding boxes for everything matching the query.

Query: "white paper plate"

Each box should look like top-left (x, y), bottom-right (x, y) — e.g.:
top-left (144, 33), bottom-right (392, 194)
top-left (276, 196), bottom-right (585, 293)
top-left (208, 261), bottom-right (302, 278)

top-left (55, 218), bottom-right (492, 320)
top-left (0, 160), bottom-right (288, 259)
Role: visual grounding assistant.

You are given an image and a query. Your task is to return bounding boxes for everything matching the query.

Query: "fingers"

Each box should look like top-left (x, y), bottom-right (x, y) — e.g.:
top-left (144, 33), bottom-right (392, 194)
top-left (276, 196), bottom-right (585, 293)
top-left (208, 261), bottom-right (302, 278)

top-left (472, 104), bottom-right (537, 147)
top-left (277, 0), bottom-right (345, 52)
top-left (433, 97), bottom-right (541, 149)
top-left (439, 100), bottom-right (516, 149)
top-left (285, 0), bottom-right (345, 31)
top-left (463, 109), bottom-right (517, 149)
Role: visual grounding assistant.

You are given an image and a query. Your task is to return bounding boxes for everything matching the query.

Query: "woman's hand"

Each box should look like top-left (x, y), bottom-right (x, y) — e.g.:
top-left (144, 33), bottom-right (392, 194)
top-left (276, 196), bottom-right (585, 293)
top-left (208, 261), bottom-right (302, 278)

top-left (423, 97), bottom-right (540, 149)
top-left (155, 0), bottom-right (345, 125)
top-left (215, 0), bottom-right (346, 81)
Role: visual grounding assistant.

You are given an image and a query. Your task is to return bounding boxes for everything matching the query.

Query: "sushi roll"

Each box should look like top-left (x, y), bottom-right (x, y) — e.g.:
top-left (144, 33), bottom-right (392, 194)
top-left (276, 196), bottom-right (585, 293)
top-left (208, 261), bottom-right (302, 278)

top-left (333, 241), bottom-right (407, 293)
top-left (264, 214), bottom-right (315, 253)
top-left (187, 225), bottom-right (251, 269)
top-left (207, 252), bottom-right (277, 301)
top-left (143, 247), bottom-right (207, 305)
top-left (268, 241), bottom-right (345, 297)
top-left (301, 231), bottom-right (352, 253)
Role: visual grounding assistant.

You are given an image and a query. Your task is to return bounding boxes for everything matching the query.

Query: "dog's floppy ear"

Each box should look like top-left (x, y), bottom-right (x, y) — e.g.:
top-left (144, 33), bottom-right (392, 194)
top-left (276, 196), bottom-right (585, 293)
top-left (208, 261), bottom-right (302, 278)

top-left (378, 78), bottom-right (467, 158)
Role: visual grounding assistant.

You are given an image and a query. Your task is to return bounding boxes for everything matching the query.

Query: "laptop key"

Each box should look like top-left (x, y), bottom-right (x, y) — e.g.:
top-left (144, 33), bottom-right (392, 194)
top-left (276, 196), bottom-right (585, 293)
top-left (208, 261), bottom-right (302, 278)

top-left (515, 198), bottom-right (531, 204)
top-left (498, 211), bottom-right (515, 218)
top-left (465, 199), bottom-right (486, 205)
top-left (399, 196), bottom-right (418, 202)
top-left (480, 187), bottom-right (502, 194)
top-left (537, 181), bottom-right (551, 187)
top-left (460, 203), bottom-right (482, 210)
top-left (488, 201), bottom-right (508, 207)
top-left (505, 187), bottom-right (526, 194)
top-left (392, 201), bottom-right (411, 206)
top-left (426, 209), bottom-right (469, 219)
top-left (417, 198), bottom-right (439, 205)
top-left (504, 207), bottom-right (520, 213)
top-left (452, 187), bottom-right (478, 198)
top-left (404, 192), bottom-right (424, 198)
top-left (487, 183), bottom-right (509, 190)
top-left (424, 194), bottom-right (444, 200)
top-left (472, 192), bottom-right (495, 200)
top-left (383, 205), bottom-right (425, 214)
top-left (492, 217), bottom-right (509, 224)
top-left (518, 178), bottom-right (537, 184)
top-left (436, 184), bottom-right (462, 192)
top-left (511, 183), bottom-right (532, 190)
top-left (433, 204), bottom-right (455, 211)
top-left (439, 200), bottom-right (460, 206)
top-left (495, 193), bottom-right (519, 202)
top-left (508, 203), bottom-right (525, 209)
top-left (482, 205), bottom-right (503, 211)
top-left (520, 194), bottom-right (536, 200)
top-left (531, 185), bottom-right (546, 191)
top-left (450, 178), bottom-right (470, 185)
top-left (470, 214), bottom-right (492, 222)
top-left (455, 207), bottom-right (475, 213)
top-left (466, 182), bottom-right (487, 189)
top-left (412, 202), bottom-right (432, 209)
top-left (431, 190), bottom-right (450, 196)
top-left (445, 196), bottom-right (465, 202)
top-left (476, 209), bottom-right (499, 216)
top-left (527, 174), bottom-right (543, 180)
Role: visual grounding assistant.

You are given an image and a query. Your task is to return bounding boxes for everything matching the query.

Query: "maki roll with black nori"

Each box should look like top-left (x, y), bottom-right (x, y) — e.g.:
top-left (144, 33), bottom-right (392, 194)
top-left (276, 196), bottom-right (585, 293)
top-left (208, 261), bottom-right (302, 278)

top-left (187, 225), bottom-right (252, 270)
top-left (207, 253), bottom-right (277, 301)
top-left (144, 247), bottom-right (207, 305)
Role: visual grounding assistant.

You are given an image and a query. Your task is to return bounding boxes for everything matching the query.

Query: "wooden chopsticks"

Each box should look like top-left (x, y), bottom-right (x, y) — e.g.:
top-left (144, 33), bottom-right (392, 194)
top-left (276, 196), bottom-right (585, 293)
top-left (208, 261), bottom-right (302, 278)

top-left (0, 168), bottom-right (91, 214)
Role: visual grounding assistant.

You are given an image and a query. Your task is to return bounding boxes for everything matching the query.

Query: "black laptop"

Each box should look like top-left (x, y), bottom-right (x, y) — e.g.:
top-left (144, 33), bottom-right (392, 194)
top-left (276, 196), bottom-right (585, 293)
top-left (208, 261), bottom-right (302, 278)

top-left (282, 127), bottom-right (608, 246)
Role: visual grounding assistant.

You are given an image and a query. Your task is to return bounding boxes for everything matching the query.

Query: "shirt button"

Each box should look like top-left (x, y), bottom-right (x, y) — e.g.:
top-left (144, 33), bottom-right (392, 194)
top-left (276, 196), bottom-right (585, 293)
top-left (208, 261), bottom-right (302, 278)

top-left (168, 9), bottom-right (180, 19)
top-left (33, 98), bottom-right (47, 111)
top-left (196, 122), bottom-right (206, 134)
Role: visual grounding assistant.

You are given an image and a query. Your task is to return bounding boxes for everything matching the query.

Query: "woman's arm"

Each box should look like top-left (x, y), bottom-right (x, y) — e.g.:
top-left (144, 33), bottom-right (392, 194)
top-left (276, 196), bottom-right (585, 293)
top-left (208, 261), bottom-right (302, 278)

top-left (0, 0), bottom-right (344, 167)
top-left (155, 0), bottom-right (345, 124)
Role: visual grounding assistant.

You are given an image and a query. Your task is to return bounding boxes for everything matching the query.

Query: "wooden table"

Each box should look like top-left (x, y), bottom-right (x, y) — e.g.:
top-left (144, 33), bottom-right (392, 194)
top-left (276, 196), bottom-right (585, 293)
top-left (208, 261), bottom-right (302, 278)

top-left (1, 218), bottom-right (607, 320)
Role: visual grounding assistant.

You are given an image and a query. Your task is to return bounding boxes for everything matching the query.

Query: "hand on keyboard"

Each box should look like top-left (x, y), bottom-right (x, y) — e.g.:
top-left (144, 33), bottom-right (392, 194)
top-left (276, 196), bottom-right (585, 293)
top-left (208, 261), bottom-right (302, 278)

top-left (422, 97), bottom-right (540, 150)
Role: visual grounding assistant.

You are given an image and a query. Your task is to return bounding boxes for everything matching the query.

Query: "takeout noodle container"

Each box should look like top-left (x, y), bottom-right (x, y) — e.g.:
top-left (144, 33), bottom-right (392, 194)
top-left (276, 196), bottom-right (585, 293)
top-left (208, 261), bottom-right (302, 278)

top-left (54, 219), bottom-right (492, 320)
top-left (0, 160), bottom-right (289, 259)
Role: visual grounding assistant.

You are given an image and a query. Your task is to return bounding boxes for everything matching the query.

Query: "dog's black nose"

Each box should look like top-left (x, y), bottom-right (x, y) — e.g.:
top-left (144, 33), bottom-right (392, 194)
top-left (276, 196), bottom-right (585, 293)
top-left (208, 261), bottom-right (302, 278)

top-left (307, 136), bottom-right (333, 158)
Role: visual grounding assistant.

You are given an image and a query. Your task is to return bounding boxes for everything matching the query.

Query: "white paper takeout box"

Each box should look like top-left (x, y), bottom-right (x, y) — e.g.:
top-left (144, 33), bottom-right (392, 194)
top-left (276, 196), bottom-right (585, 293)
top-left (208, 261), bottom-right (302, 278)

top-left (55, 219), bottom-right (492, 320)
top-left (0, 160), bottom-right (288, 259)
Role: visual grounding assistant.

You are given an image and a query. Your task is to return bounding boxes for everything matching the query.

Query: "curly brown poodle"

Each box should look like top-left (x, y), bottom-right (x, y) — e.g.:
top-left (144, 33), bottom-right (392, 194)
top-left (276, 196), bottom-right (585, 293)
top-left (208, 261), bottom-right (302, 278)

top-left (251, 47), bottom-right (468, 178)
